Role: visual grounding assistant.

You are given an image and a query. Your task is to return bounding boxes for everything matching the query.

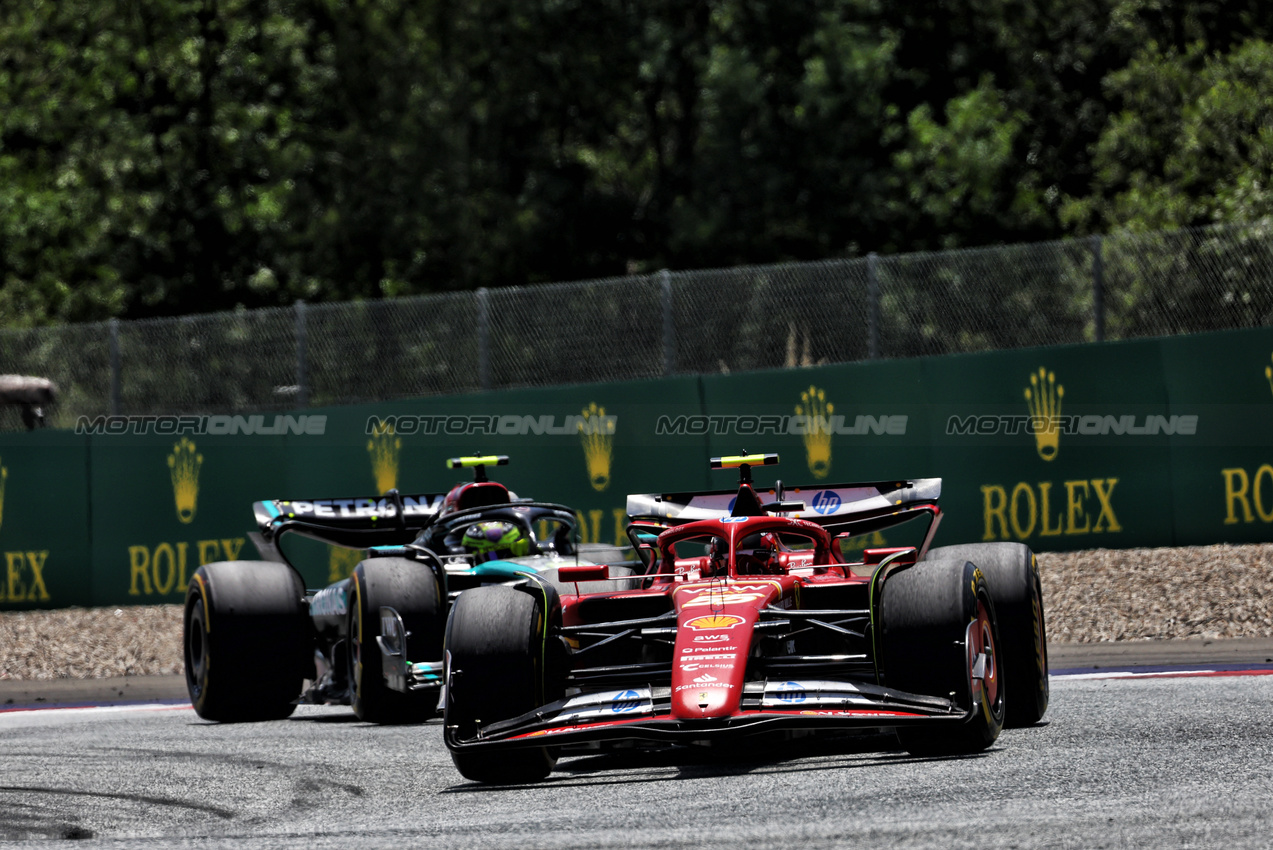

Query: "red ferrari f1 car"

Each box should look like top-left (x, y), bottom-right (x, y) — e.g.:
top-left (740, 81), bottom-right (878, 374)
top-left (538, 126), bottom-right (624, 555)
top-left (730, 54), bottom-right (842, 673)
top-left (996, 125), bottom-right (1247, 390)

top-left (442, 453), bottom-right (1049, 783)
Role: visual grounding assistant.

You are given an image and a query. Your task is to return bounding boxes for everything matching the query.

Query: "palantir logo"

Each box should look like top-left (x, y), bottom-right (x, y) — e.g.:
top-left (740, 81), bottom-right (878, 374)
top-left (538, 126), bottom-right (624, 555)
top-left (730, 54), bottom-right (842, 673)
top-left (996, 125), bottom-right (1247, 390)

top-left (610, 689), bottom-right (641, 713)
top-left (810, 490), bottom-right (841, 515)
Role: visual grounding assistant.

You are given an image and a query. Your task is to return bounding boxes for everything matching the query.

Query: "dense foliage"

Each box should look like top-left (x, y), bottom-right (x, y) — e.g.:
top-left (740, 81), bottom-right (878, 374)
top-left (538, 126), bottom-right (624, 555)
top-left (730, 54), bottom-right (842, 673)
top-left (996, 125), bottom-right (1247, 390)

top-left (1, 0), bottom-right (1270, 325)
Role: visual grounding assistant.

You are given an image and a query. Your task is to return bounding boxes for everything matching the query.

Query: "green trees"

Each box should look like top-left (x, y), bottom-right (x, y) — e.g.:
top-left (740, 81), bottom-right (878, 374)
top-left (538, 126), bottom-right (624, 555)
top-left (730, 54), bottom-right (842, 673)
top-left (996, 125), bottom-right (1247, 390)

top-left (1, 0), bottom-right (1270, 326)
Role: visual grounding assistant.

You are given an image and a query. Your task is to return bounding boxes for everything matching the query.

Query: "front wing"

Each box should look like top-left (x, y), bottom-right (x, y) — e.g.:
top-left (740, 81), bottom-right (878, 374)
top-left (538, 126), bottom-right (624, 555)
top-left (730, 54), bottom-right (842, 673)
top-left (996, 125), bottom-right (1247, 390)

top-left (444, 678), bottom-right (977, 752)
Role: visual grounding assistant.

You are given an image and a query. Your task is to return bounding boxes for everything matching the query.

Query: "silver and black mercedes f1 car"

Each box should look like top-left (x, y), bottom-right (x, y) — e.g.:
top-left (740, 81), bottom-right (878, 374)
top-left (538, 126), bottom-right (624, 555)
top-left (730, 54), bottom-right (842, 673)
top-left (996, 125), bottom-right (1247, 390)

top-left (182, 456), bottom-right (621, 724)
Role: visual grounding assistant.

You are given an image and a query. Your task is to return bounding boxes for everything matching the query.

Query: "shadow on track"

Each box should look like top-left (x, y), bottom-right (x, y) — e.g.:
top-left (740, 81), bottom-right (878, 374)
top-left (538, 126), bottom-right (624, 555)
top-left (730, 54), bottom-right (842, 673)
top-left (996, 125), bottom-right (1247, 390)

top-left (441, 733), bottom-right (996, 792)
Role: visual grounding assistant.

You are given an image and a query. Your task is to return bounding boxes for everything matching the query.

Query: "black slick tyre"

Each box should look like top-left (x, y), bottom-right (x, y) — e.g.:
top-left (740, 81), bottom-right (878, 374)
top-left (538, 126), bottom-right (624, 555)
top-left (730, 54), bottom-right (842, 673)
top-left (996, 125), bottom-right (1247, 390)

top-left (880, 559), bottom-right (1006, 756)
top-left (926, 543), bottom-right (1049, 726)
top-left (348, 558), bottom-right (445, 724)
top-left (444, 585), bottom-right (557, 783)
top-left (184, 560), bottom-right (309, 722)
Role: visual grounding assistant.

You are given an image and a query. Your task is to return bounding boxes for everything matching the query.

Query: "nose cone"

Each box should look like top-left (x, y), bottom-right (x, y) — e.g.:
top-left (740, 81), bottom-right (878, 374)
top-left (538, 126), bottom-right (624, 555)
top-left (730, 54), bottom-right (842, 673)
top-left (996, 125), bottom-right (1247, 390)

top-left (687, 687), bottom-right (732, 715)
top-left (669, 580), bottom-right (785, 720)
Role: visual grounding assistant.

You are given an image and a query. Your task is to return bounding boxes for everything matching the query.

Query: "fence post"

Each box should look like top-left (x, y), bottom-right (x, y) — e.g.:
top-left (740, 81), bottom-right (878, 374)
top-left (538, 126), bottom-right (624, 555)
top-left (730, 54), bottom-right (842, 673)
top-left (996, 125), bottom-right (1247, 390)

top-left (660, 269), bottom-right (675, 375)
top-left (477, 287), bottom-right (491, 391)
top-left (108, 318), bottom-right (121, 415)
top-left (1090, 235), bottom-right (1105, 342)
top-left (867, 252), bottom-right (881, 360)
top-left (295, 300), bottom-right (308, 407)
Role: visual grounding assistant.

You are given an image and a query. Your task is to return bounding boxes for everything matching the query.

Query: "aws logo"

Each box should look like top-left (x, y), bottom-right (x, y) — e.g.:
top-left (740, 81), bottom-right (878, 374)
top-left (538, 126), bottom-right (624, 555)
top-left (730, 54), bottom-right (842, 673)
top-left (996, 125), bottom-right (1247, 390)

top-left (1024, 367), bottom-right (1064, 461)
top-left (167, 438), bottom-right (202, 524)
top-left (796, 385), bottom-right (832, 479)
top-left (579, 402), bottom-right (615, 492)
top-left (367, 421), bottom-right (402, 495)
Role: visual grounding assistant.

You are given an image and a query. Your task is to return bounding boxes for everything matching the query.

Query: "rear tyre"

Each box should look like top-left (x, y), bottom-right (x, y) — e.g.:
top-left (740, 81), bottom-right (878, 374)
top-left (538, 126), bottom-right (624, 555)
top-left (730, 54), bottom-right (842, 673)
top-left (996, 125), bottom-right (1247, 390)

top-left (444, 585), bottom-right (558, 783)
top-left (880, 559), bottom-right (1005, 756)
top-left (348, 558), bottom-right (445, 724)
top-left (926, 543), bottom-right (1048, 726)
top-left (184, 560), bottom-right (309, 722)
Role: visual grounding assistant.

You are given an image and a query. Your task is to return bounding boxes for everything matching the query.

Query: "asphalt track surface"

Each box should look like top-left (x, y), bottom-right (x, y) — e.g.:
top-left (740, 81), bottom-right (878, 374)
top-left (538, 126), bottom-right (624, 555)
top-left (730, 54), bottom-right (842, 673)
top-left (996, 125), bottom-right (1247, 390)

top-left (2, 642), bottom-right (1272, 848)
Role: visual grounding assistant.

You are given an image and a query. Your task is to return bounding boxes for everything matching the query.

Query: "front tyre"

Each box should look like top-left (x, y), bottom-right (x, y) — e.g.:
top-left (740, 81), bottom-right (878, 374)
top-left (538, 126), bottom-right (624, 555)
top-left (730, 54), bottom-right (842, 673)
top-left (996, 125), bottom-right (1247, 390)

top-left (444, 586), bottom-right (557, 783)
top-left (926, 543), bottom-right (1049, 726)
top-left (348, 558), bottom-right (445, 724)
top-left (184, 561), bottom-right (309, 722)
top-left (880, 559), bottom-right (1006, 756)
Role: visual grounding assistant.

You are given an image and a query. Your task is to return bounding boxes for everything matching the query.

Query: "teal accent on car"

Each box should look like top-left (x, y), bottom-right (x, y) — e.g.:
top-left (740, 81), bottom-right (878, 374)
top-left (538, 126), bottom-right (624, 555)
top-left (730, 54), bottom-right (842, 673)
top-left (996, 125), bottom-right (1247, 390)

top-left (471, 560), bottom-right (539, 579)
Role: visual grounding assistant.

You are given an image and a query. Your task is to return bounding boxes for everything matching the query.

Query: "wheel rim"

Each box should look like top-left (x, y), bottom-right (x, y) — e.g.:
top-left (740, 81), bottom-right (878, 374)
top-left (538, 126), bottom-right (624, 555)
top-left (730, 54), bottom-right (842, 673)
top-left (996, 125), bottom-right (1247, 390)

top-left (184, 600), bottom-right (207, 697)
top-left (969, 598), bottom-right (1000, 713)
top-left (349, 578), bottom-right (364, 704)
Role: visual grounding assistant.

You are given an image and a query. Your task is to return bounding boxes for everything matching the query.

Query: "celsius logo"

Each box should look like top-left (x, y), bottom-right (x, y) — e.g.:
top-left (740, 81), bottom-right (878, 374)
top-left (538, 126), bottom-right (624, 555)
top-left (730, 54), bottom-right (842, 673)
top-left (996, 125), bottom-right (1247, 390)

top-left (810, 490), bottom-right (841, 515)
top-left (610, 690), bottom-right (642, 713)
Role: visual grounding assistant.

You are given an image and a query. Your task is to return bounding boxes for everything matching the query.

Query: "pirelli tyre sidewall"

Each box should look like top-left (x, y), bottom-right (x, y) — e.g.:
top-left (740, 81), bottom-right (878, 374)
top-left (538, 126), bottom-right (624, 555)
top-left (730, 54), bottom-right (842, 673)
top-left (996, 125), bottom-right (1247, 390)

top-left (348, 557), bottom-right (445, 724)
top-left (880, 558), bottom-right (1006, 755)
top-left (184, 560), bottom-right (309, 723)
top-left (443, 584), bottom-right (558, 784)
top-left (925, 542), bottom-right (1049, 727)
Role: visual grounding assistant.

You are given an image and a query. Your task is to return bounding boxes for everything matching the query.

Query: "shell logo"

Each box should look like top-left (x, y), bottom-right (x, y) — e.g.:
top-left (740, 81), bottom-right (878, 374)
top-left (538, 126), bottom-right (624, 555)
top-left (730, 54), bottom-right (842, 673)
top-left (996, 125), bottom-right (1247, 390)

top-left (685, 614), bottom-right (744, 631)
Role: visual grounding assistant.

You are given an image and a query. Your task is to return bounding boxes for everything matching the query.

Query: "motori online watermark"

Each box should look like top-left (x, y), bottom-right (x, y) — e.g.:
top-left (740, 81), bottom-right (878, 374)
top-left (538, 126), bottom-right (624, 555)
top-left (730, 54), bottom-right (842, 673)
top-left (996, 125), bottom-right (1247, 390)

top-left (365, 413), bottom-right (617, 436)
top-left (945, 414), bottom-right (1198, 436)
top-left (654, 414), bottom-right (908, 436)
top-left (76, 414), bottom-right (328, 436)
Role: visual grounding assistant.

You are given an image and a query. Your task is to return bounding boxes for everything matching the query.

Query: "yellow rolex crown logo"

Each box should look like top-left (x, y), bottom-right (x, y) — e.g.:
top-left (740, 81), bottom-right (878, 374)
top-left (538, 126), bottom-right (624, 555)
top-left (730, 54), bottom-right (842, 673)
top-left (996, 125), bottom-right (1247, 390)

top-left (1023, 367), bottom-right (1063, 461)
top-left (366, 422), bottom-right (402, 495)
top-left (328, 546), bottom-right (364, 583)
top-left (795, 385), bottom-right (832, 479)
top-left (167, 438), bottom-right (203, 524)
top-left (579, 402), bottom-right (615, 492)
top-left (1264, 353), bottom-right (1273, 397)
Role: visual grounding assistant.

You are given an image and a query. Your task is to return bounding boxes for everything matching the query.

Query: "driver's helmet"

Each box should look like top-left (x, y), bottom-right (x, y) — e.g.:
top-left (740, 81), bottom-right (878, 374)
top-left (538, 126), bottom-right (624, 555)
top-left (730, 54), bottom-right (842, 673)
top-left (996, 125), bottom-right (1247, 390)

top-left (737, 532), bottom-right (780, 575)
top-left (460, 521), bottom-right (530, 561)
top-left (703, 537), bottom-right (729, 577)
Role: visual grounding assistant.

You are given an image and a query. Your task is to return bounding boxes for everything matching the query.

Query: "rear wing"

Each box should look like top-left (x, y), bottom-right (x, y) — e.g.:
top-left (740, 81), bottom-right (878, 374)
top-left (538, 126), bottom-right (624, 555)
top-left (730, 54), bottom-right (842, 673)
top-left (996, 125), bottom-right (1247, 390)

top-left (626, 478), bottom-right (941, 528)
top-left (252, 492), bottom-right (448, 551)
